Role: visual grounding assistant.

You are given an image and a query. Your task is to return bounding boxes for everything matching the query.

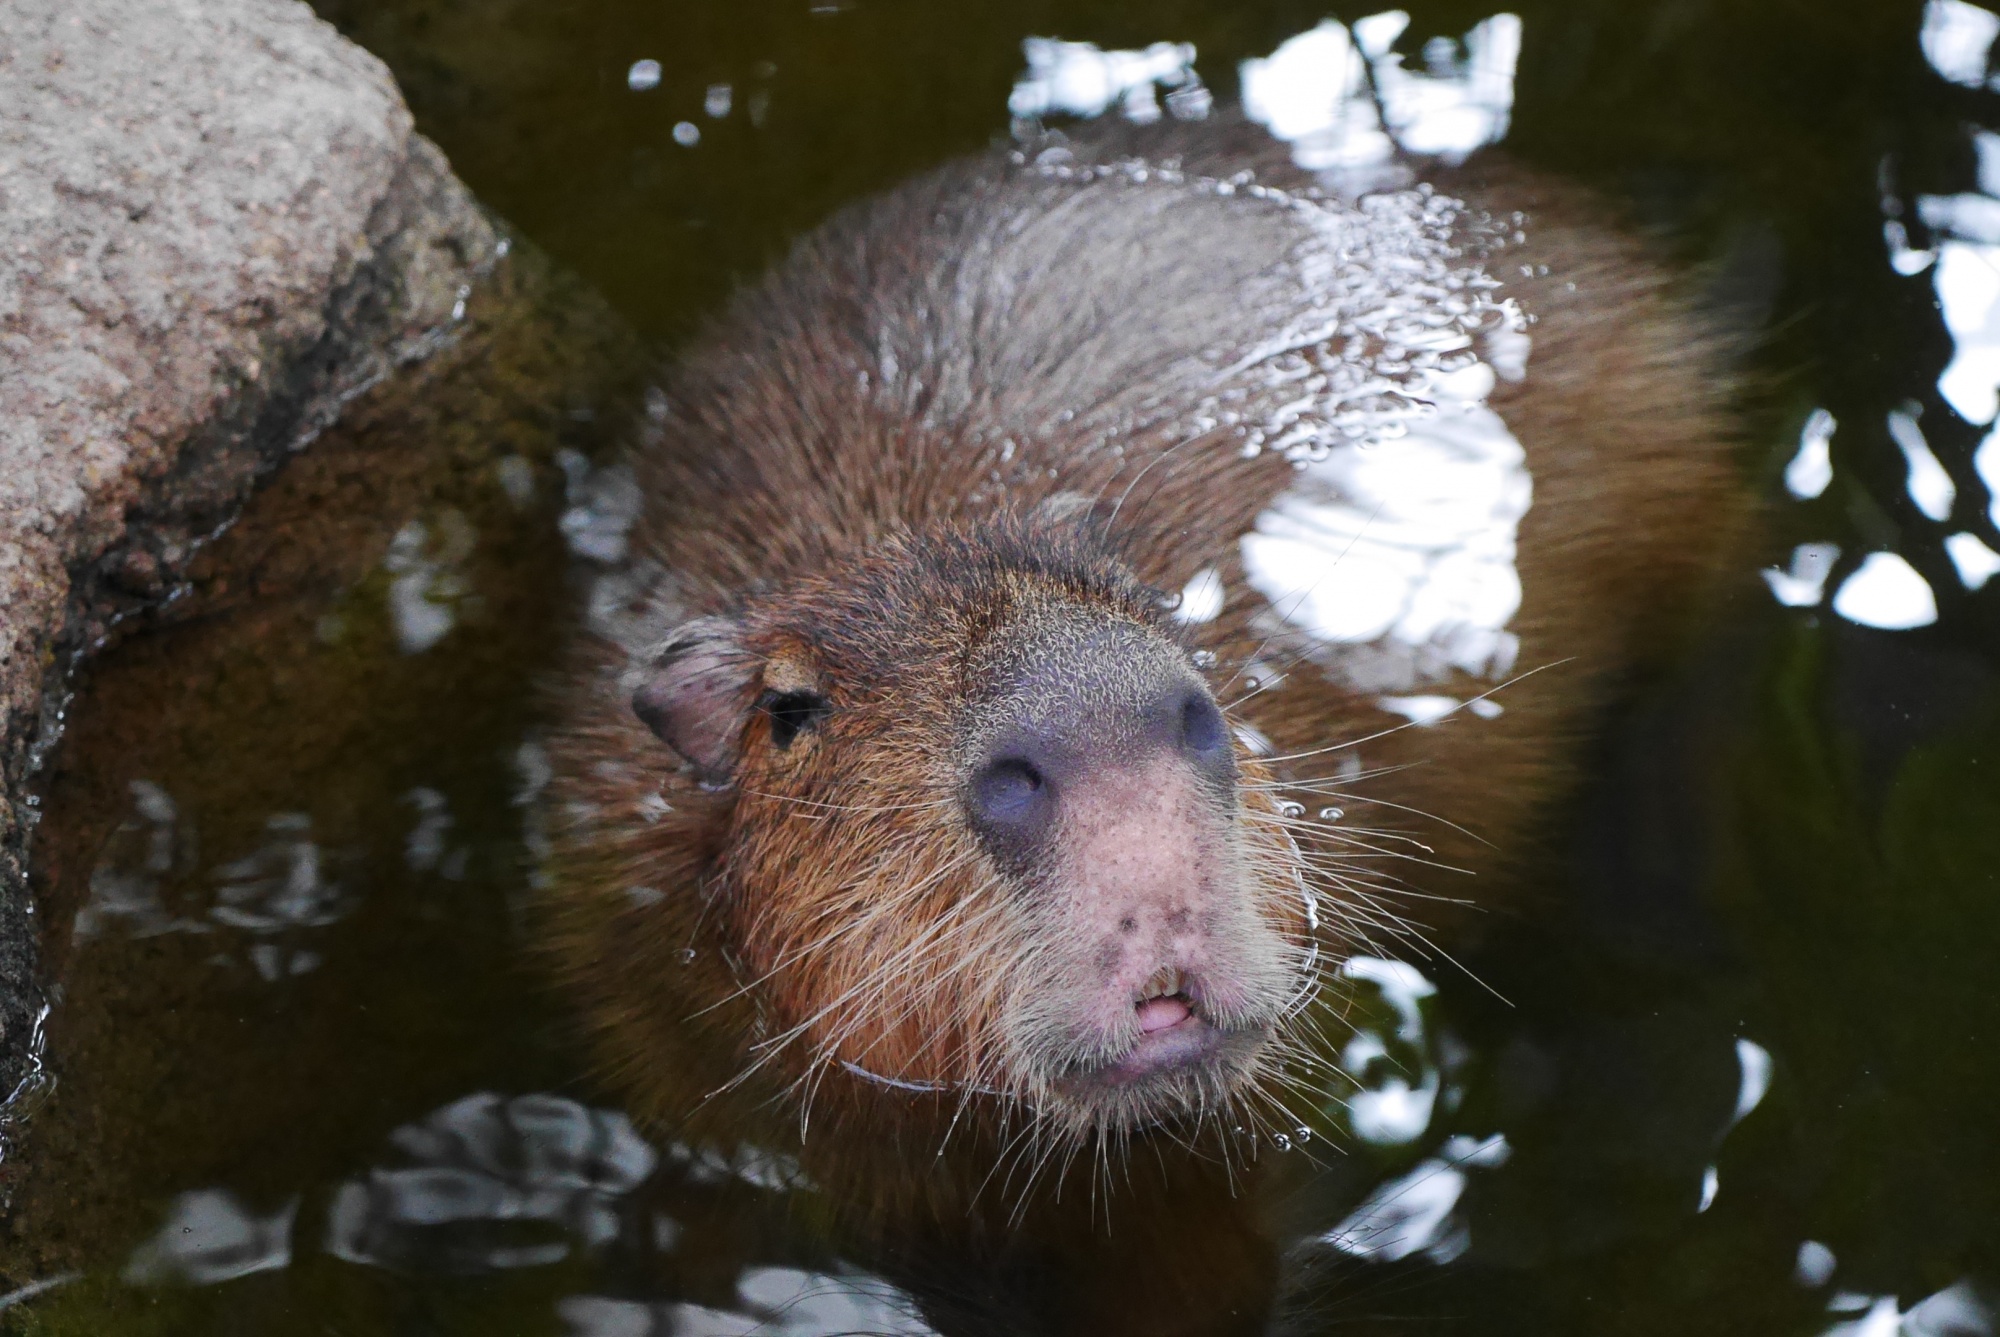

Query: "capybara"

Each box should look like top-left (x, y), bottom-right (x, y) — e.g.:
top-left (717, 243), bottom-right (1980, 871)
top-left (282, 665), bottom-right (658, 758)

top-left (542, 113), bottom-right (1743, 1193)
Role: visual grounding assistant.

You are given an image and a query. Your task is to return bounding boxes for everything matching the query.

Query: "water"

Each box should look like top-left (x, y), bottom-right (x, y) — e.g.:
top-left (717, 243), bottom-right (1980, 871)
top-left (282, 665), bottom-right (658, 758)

top-left (4, 0), bottom-right (2000, 1333)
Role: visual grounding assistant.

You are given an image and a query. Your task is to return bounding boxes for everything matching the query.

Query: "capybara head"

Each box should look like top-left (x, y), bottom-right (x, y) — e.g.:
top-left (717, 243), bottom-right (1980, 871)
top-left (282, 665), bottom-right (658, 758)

top-left (610, 520), bottom-right (1320, 1139)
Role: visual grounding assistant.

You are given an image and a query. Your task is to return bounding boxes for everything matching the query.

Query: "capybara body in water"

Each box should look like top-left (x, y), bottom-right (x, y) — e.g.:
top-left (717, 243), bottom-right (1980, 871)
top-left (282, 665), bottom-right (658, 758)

top-left (544, 114), bottom-right (1743, 1188)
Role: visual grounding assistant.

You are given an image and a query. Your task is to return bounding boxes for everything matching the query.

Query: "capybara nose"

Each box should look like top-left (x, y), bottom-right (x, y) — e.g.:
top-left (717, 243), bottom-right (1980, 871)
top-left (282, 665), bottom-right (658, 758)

top-left (967, 673), bottom-right (1234, 865)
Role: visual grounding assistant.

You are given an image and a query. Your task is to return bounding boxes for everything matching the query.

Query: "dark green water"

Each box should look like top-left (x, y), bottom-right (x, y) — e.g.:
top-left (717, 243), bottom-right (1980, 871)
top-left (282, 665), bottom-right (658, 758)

top-left (5, 1), bottom-right (2000, 1333)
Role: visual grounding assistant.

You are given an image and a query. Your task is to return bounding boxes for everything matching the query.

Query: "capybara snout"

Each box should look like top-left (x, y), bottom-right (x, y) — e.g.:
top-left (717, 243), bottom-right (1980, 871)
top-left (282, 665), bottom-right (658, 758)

top-left (621, 526), bottom-right (1312, 1132)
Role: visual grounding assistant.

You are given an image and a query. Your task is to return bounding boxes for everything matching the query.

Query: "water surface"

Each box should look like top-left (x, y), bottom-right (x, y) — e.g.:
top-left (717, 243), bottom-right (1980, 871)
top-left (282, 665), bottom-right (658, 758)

top-left (5, 1), bottom-right (2000, 1334)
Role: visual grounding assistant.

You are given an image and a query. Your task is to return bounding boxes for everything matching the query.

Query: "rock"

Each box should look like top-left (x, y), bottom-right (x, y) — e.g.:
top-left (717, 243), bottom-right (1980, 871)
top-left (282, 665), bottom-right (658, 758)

top-left (0, 0), bottom-right (518, 1131)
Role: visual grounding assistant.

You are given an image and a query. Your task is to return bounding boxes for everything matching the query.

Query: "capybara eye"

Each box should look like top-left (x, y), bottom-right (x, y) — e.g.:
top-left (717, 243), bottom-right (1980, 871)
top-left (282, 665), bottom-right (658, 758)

top-left (1181, 693), bottom-right (1228, 757)
top-left (758, 689), bottom-right (828, 750)
top-left (971, 758), bottom-right (1045, 825)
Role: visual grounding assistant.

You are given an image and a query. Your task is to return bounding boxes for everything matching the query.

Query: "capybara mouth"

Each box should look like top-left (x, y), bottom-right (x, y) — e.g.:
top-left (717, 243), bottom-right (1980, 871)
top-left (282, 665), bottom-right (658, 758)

top-left (1053, 968), bottom-right (1273, 1103)
top-left (1057, 1015), bottom-right (1271, 1101)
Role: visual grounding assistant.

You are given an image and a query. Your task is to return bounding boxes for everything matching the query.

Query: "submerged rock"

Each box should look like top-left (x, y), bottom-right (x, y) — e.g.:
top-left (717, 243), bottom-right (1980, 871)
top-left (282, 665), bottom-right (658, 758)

top-left (0, 0), bottom-right (623, 1144)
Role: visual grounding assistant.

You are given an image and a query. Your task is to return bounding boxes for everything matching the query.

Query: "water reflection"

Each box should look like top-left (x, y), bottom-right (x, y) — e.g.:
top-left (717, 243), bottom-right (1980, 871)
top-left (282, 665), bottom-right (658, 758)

top-left (74, 784), bottom-right (350, 980)
top-left (1820, 1280), bottom-right (1994, 1337)
top-left (1324, 1132), bottom-right (1510, 1264)
top-left (1008, 39), bottom-right (1207, 126)
top-left (11, 0), bottom-right (2000, 1332)
top-left (1239, 12), bottom-right (1520, 185)
top-left (561, 1269), bottom-right (936, 1337)
top-left (125, 1190), bottom-right (295, 1285)
top-left (326, 1093), bottom-right (655, 1272)
top-left (1924, 0), bottom-right (2000, 89)
top-left (384, 511), bottom-right (478, 654)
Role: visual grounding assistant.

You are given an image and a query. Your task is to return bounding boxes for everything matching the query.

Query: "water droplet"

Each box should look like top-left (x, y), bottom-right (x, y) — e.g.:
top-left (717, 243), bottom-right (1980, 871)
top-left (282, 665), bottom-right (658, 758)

top-left (677, 947), bottom-right (698, 964)
top-left (1295, 1125), bottom-right (1313, 1144)
top-left (1191, 649), bottom-right (1219, 669)
top-left (1277, 801), bottom-right (1306, 819)
top-left (1272, 1133), bottom-right (1293, 1152)
top-left (1318, 806), bottom-right (1344, 821)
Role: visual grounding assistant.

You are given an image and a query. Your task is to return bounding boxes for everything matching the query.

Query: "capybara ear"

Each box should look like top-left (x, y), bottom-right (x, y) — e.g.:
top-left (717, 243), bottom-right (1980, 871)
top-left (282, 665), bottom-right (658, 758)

top-left (631, 616), bottom-right (758, 784)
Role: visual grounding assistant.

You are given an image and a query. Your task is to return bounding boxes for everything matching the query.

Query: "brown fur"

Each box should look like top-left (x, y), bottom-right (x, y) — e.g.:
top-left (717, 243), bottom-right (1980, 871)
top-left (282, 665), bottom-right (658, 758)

top-left (541, 113), bottom-right (1746, 1196)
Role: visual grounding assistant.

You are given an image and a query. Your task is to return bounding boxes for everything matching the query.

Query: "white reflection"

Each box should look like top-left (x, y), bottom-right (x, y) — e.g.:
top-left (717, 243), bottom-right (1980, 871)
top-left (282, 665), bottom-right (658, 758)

top-left (1796, 1240), bottom-right (1839, 1288)
top-left (1918, 192), bottom-right (2000, 245)
top-left (404, 786), bottom-right (468, 878)
top-left (1242, 12), bottom-right (1519, 181)
top-left (665, 1140), bottom-right (813, 1193)
top-left (557, 449), bottom-right (642, 564)
top-left (1976, 429), bottom-right (2000, 526)
top-left (74, 780), bottom-right (199, 940)
top-left (1832, 552), bottom-right (1940, 630)
top-left (1934, 243), bottom-right (2000, 426)
top-left (1706, 1032), bottom-right (1773, 1214)
top-left (1008, 39), bottom-right (1207, 125)
top-left (1731, 1038), bottom-right (1773, 1126)
top-left (76, 790), bottom-right (348, 978)
top-left (1376, 694), bottom-right (1461, 725)
top-left (1174, 566), bottom-right (1225, 623)
top-left (1946, 530), bottom-right (2000, 587)
top-left (1240, 376), bottom-right (1531, 697)
top-left (561, 1267), bottom-right (935, 1336)
top-left (1888, 410), bottom-right (1958, 520)
top-left (327, 1092), bottom-right (658, 1272)
top-left (627, 60), bottom-right (662, 92)
top-left (1822, 1279), bottom-right (1994, 1337)
top-left (1888, 220), bottom-right (1939, 277)
top-left (1364, 13), bottom-right (1522, 160)
top-left (737, 1267), bottom-right (935, 1335)
top-left (125, 1190), bottom-right (295, 1285)
top-left (1923, 0), bottom-right (2000, 88)
top-left (1324, 1133), bottom-right (1509, 1263)
top-left (212, 813), bottom-right (343, 935)
top-left (1786, 409), bottom-right (1837, 499)
top-left (1903, 1281), bottom-right (1994, 1336)
top-left (1241, 21), bottom-right (1393, 176)
top-left (1764, 542), bottom-right (1841, 608)
top-left (1339, 957), bottom-right (1445, 1145)
top-left (384, 511), bottom-right (476, 654)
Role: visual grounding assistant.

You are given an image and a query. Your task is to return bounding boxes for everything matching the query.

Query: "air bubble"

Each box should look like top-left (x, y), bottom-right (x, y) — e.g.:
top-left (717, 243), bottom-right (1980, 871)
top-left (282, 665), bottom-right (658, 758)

top-left (1318, 806), bottom-right (1344, 821)
top-left (1191, 649), bottom-right (1219, 669)
top-left (1277, 801), bottom-right (1306, 819)
top-left (1295, 1125), bottom-right (1313, 1144)
top-left (677, 947), bottom-right (698, 964)
top-left (1272, 1133), bottom-right (1293, 1152)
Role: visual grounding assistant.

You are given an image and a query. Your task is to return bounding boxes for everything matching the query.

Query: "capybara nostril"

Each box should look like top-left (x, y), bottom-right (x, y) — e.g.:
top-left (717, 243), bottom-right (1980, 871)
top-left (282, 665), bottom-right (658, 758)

top-left (970, 756), bottom-right (1049, 830)
top-left (1179, 691), bottom-right (1229, 763)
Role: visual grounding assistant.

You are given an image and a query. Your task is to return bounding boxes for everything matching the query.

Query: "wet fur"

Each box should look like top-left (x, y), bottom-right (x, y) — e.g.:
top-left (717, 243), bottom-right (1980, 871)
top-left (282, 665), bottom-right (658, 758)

top-left (542, 113), bottom-right (1746, 1201)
